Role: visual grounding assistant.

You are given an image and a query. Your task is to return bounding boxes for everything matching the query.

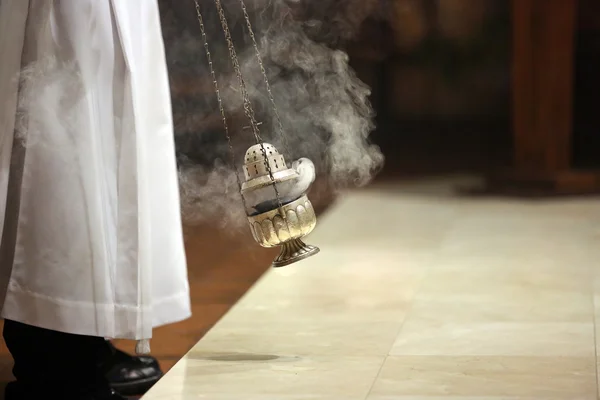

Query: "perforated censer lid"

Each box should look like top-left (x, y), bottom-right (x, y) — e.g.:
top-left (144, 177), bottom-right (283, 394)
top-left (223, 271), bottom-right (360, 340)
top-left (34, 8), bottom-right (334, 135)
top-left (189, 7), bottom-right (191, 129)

top-left (241, 143), bottom-right (298, 193)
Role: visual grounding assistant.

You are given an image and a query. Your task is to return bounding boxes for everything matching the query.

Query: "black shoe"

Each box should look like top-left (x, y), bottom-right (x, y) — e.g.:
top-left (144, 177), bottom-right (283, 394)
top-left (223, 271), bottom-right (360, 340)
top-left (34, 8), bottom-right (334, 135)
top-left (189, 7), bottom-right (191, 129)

top-left (105, 342), bottom-right (163, 396)
top-left (4, 381), bottom-right (128, 400)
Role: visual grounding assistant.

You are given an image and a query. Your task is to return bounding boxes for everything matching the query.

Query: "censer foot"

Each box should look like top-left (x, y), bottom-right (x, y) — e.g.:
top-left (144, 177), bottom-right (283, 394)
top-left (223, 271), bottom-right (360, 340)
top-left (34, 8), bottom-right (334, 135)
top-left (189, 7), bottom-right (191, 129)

top-left (271, 238), bottom-right (320, 268)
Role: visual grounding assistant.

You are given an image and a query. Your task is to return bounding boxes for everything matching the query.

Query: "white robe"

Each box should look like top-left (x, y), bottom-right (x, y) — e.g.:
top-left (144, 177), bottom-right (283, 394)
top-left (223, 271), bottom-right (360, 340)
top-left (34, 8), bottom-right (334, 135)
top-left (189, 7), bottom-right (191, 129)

top-left (0, 0), bottom-right (191, 342)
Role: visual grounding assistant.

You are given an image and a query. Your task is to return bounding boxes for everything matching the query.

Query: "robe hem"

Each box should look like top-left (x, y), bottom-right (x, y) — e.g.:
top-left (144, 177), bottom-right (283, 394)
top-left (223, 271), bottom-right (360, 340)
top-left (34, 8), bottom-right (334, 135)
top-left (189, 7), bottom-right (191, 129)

top-left (0, 281), bottom-right (191, 339)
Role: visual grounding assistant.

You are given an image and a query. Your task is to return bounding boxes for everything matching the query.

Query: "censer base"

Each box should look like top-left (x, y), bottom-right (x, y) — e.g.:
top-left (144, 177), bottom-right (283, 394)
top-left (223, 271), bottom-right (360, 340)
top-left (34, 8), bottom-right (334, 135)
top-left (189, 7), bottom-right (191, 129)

top-left (271, 238), bottom-right (320, 268)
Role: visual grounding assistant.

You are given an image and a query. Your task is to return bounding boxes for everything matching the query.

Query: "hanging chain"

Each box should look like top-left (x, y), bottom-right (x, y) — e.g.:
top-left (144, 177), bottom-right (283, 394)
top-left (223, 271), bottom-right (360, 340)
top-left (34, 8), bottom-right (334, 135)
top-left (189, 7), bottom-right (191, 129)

top-left (237, 0), bottom-right (288, 151)
top-left (212, 0), bottom-right (261, 144)
top-left (193, 0), bottom-right (248, 212)
top-left (192, 0), bottom-right (287, 220)
top-left (210, 0), bottom-right (285, 215)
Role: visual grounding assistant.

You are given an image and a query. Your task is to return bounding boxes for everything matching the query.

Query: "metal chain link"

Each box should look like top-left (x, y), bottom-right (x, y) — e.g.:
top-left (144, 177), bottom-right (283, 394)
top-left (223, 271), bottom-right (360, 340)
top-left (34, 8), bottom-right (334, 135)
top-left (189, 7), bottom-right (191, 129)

top-left (237, 0), bottom-right (288, 151)
top-left (192, 0), bottom-right (286, 219)
top-left (213, 0), bottom-right (261, 144)
top-left (210, 0), bottom-right (285, 216)
top-left (193, 0), bottom-right (248, 212)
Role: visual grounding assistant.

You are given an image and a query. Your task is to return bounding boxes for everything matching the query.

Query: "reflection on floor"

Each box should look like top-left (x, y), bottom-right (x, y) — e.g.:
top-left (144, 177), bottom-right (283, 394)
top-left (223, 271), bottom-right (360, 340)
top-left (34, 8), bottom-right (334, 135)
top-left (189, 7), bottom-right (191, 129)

top-left (143, 176), bottom-right (600, 399)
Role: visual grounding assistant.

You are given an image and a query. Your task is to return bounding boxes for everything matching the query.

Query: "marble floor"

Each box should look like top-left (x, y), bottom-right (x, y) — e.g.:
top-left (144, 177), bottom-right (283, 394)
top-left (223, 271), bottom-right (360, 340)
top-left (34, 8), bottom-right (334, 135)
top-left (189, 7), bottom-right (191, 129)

top-left (143, 177), bottom-right (600, 400)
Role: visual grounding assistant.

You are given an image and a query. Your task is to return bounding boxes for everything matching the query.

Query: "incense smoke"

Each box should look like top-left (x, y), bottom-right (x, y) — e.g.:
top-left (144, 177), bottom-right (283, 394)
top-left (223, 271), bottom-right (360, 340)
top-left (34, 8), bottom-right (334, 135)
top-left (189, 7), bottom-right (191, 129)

top-left (14, 0), bottom-right (384, 230)
top-left (161, 0), bottom-right (384, 227)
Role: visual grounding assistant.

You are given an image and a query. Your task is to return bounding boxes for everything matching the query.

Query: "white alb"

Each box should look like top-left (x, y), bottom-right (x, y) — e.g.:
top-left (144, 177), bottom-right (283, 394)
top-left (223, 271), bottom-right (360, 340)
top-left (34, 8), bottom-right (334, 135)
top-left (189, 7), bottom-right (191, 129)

top-left (0, 0), bottom-right (191, 343)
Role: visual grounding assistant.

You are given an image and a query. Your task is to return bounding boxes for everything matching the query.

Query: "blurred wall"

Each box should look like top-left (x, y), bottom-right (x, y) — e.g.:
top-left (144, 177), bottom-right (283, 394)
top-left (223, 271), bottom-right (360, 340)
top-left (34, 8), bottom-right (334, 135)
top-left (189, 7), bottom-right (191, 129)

top-left (345, 0), bottom-right (512, 175)
top-left (349, 0), bottom-right (511, 125)
top-left (574, 0), bottom-right (600, 167)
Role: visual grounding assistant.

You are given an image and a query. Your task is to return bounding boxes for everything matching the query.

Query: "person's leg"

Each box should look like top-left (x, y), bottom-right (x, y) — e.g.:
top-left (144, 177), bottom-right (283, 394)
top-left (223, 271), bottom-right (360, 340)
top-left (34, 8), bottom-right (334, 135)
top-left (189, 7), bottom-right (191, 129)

top-left (3, 319), bottom-right (123, 399)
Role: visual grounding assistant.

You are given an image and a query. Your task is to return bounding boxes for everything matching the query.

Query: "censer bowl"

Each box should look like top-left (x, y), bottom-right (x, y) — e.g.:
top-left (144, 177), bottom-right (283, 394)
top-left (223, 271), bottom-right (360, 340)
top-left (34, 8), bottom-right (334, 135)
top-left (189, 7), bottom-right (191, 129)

top-left (247, 194), bottom-right (320, 268)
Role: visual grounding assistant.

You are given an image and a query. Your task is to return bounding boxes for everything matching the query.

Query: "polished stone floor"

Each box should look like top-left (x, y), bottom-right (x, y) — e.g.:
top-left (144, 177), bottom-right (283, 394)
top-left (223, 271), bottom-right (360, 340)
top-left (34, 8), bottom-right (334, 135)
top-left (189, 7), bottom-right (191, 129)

top-left (144, 177), bottom-right (600, 400)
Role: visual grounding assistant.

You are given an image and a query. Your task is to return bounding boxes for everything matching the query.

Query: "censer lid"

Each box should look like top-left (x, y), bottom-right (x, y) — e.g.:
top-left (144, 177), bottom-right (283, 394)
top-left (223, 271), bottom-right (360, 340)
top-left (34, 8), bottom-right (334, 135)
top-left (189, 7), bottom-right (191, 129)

top-left (241, 143), bottom-right (298, 193)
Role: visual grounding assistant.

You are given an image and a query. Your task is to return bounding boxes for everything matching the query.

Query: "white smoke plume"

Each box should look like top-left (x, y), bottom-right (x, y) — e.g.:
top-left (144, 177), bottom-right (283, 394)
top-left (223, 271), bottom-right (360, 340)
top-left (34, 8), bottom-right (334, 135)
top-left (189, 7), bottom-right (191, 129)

top-left (13, 1), bottom-right (384, 230)
top-left (162, 0), bottom-right (384, 226)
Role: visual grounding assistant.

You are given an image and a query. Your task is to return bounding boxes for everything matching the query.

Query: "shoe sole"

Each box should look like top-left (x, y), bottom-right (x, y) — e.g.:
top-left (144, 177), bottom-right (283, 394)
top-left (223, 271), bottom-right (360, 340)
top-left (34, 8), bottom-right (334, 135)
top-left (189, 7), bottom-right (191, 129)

top-left (110, 373), bottom-right (163, 397)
